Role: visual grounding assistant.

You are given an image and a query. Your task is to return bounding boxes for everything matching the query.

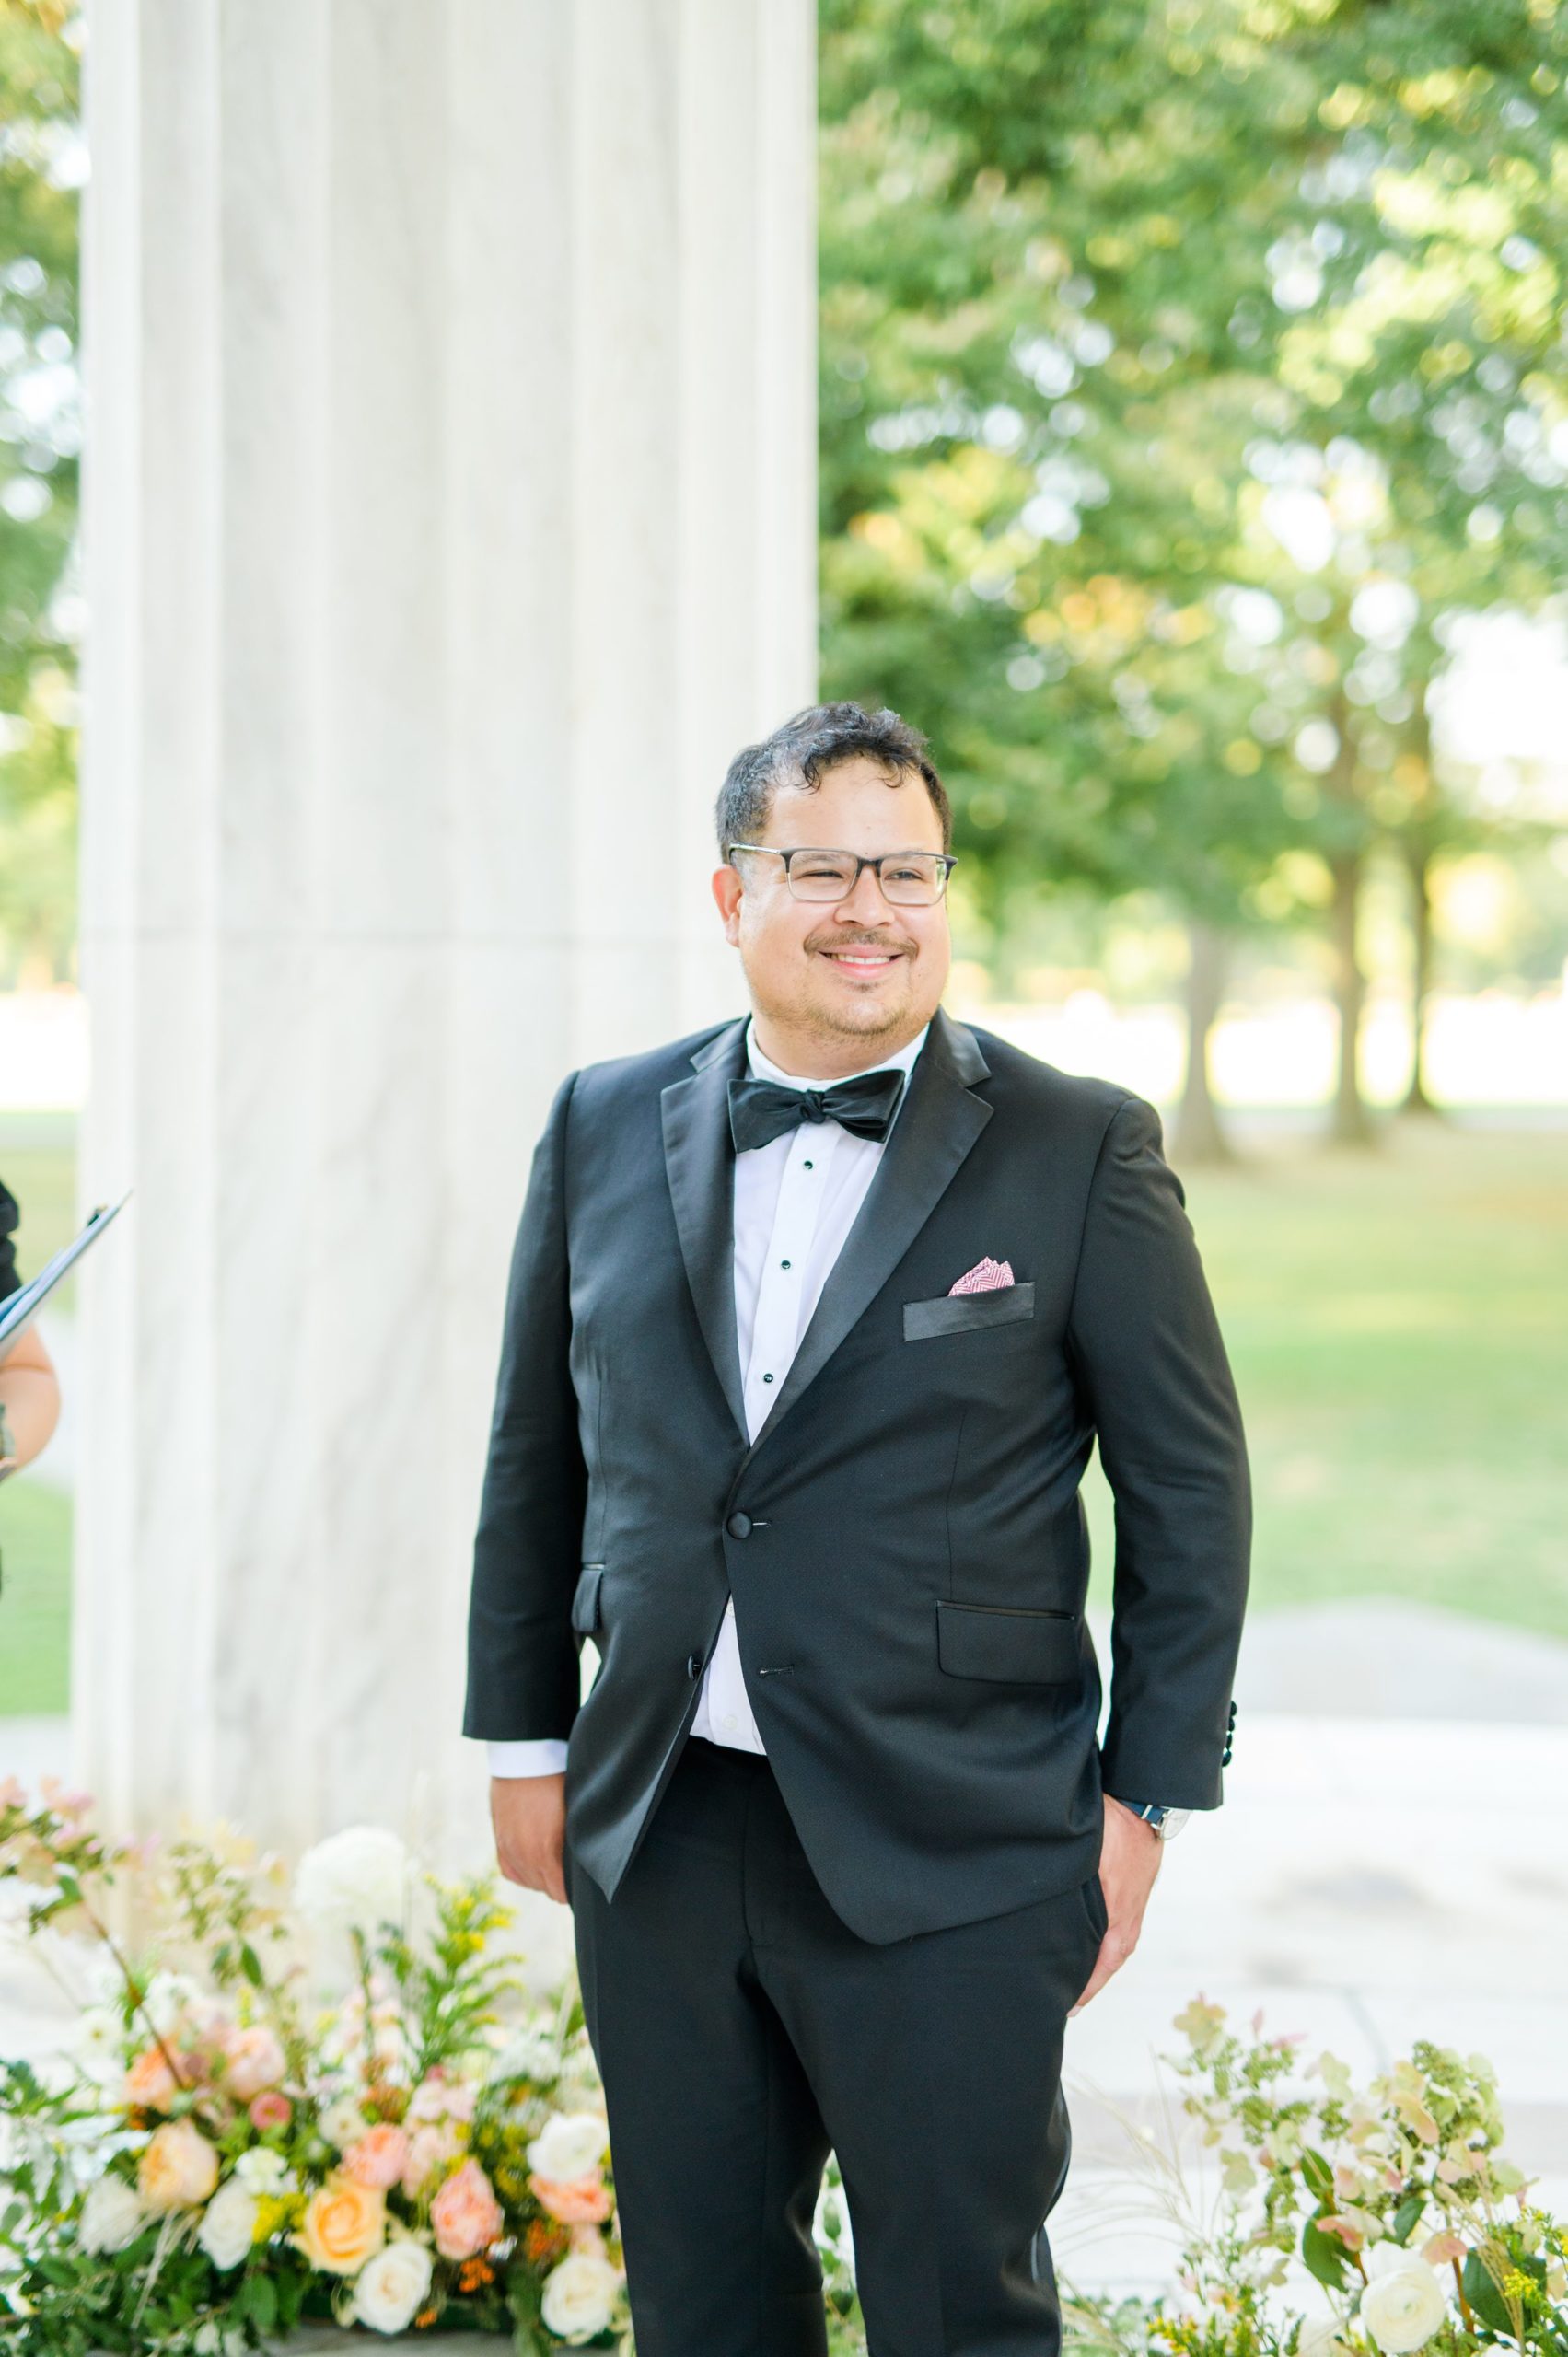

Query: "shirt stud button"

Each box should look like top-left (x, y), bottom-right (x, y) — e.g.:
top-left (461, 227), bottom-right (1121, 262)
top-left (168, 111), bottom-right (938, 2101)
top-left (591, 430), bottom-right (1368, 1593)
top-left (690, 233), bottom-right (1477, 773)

top-left (761, 1372), bottom-right (773, 1384)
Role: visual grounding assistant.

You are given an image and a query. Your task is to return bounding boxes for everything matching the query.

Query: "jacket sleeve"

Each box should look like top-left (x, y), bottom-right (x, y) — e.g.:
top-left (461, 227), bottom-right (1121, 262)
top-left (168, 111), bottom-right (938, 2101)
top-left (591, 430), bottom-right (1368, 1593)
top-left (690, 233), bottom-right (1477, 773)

top-left (1065, 1093), bottom-right (1250, 1808)
top-left (461, 1070), bottom-right (588, 1744)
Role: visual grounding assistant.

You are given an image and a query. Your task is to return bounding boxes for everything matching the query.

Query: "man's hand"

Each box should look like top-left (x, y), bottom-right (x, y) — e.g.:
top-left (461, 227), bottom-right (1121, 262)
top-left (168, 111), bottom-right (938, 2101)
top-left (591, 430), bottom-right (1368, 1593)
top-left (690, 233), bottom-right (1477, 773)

top-left (1069, 1794), bottom-right (1163, 2015)
top-left (490, 1773), bottom-right (568, 1907)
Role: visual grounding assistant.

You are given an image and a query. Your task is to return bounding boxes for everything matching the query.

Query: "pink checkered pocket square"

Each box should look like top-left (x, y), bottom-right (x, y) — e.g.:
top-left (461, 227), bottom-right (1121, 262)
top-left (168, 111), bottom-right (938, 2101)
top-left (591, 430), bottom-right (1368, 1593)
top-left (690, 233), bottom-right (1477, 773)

top-left (948, 1256), bottom-right (1016, 1296)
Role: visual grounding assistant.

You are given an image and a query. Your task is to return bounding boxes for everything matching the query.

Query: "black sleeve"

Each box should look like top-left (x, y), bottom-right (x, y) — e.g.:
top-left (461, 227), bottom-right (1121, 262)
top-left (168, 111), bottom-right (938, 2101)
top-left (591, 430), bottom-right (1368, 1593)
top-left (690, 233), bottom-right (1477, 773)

top-left (0, 1178), bottom-right (19, 1302)
top-left (461, 1072), bottom-right (590, 1744)
top-left (1065, 1095), bottom-right (1251, 1808)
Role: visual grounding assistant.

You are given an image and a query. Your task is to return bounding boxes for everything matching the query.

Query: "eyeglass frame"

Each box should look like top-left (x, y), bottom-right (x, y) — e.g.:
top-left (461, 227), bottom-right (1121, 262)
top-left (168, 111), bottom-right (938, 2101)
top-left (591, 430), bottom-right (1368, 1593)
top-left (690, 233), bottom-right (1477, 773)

top-left (724, 841), bottom-right (958, 905)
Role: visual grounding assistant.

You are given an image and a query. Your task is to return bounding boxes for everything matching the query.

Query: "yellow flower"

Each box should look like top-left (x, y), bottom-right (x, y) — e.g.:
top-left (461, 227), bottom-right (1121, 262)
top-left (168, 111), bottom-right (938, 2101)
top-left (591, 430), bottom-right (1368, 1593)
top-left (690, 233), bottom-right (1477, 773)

top-left (291, 2172), bottom-right (387, 2275)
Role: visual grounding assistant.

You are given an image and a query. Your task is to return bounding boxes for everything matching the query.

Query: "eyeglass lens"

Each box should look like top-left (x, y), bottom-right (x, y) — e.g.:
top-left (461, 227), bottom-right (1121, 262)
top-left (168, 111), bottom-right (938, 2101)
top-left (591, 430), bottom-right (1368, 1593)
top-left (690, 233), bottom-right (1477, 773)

top-left (786, 852), bottom-right (947, 904)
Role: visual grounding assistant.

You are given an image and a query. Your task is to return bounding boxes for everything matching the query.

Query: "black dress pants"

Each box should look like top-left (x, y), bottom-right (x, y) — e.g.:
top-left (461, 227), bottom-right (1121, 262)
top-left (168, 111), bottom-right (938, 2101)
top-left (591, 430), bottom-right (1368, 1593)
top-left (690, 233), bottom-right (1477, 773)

top-left (564, 1730), bottom-right (1108, 2357)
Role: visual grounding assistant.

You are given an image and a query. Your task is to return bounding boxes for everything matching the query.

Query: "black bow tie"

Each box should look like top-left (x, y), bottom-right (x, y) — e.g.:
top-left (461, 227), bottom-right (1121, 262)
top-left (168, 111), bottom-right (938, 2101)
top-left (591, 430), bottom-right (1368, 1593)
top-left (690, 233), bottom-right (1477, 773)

top-left (727, 1066), bottom-right (908, 1155)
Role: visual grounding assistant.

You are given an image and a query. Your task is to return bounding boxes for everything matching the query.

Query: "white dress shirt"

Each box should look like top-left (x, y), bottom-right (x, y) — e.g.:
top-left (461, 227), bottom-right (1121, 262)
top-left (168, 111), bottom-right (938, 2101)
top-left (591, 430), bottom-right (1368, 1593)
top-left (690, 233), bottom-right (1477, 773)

top-left (486, 1014), bottom-right (931, 1779)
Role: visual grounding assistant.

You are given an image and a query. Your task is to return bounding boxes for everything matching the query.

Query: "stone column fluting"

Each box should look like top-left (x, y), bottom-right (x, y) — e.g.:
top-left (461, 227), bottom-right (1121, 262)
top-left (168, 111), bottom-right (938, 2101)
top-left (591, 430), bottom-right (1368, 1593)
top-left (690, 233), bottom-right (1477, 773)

top-left (75, 0), bottom-right (817, 1876)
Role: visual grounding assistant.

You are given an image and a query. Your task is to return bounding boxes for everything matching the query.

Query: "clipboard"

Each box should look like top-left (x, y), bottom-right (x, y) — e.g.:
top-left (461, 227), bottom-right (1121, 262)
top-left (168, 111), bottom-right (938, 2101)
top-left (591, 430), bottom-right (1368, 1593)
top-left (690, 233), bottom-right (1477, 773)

top-left (0, 1187), bottom-right (134, 1360)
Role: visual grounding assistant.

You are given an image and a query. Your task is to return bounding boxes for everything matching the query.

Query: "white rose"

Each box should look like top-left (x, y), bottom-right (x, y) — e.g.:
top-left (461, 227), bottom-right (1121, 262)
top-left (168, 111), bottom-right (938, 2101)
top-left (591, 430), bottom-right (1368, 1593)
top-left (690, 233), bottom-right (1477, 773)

top-left (351, 2237), bottom-right (435, 2335)
top-left (197, 2177), bottom-right (260, 2271)
top-left (526, 2110), bottom-right (610, 2183)
top-left (79, 2173), bottom-right (147, 2254)
top-left (540, 2250), bottom-right (621, 2344)
top-left (293, 1827), bottom-right (409, 1943)
top-left (193, 2325), bottom-right (222, 2356)
top-left (1360, 2249), bottom-right (1449, 2353)
top-left (233, 2145), bottom-right (292, 2194)
top-left (1297, 2319), bottom-right (1355, 2357)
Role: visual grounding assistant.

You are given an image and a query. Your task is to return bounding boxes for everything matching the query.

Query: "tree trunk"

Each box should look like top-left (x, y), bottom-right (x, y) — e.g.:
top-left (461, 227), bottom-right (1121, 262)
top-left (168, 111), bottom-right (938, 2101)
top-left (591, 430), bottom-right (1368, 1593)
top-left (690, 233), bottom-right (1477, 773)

top-left (1329, 846), bottom-right (1375, 1145)
top-left (1400, 838), bottom-right (1441, 1115)
top-left (1172, 919), bottom-right (1234, 1164)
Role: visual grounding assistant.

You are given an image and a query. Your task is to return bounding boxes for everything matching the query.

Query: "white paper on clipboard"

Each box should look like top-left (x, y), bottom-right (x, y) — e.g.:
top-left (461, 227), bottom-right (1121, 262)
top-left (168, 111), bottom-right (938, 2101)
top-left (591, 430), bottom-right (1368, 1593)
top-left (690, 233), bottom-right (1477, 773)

top-left (0, 1188), bottom-right (134, 1359)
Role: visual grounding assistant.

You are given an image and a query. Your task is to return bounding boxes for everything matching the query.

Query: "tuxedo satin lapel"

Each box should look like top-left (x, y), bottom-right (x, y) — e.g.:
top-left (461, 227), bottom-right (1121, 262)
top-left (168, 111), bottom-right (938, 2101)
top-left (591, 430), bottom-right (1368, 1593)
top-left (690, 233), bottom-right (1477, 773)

top-left (660, 1019), bottom-right (750, 1446)
top-left (739, 1004), bottom-right (993, 1464)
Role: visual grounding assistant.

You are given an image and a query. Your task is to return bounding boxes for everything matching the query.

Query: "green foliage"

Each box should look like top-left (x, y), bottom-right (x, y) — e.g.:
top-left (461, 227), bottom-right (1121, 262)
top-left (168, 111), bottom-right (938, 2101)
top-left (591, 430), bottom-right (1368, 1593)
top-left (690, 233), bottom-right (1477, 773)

top-left (819, 0), bottom-right (1568, 981)
top-left (0, 0), bottom-right (78, 987)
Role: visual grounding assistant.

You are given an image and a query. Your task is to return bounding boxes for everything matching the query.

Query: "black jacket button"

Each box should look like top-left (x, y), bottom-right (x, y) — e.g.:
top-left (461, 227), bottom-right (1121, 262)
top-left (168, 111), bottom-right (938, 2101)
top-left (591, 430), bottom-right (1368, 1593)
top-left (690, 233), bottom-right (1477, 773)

top-left (686, 1652), bottom-right (703, 1679)
top-left (726, 1511), bottom-right (752, 1539)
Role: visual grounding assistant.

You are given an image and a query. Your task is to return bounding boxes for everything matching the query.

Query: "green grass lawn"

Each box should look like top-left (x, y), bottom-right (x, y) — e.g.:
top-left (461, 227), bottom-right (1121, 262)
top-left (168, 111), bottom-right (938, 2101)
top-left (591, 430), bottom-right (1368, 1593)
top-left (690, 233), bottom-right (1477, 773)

top-left (1082, 1116), bottom-right (1568, 1641)
top-left (2, 1113), bottom-right (1566, 1716)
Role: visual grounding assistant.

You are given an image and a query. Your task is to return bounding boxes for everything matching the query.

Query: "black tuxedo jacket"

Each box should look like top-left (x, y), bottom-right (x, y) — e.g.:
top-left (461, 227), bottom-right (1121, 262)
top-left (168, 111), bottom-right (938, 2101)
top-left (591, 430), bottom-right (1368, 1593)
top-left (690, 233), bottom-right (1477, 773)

top-left (463, 1004), bottom-right (1250, 1944)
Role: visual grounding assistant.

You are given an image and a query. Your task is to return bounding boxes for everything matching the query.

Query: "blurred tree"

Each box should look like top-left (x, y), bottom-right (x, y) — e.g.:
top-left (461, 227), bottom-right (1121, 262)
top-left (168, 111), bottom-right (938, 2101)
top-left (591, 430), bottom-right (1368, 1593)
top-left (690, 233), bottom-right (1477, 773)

top-left (0, 0), bottom-right (79, 990)
top-left (819, 0), bottom-right (1568, 1151)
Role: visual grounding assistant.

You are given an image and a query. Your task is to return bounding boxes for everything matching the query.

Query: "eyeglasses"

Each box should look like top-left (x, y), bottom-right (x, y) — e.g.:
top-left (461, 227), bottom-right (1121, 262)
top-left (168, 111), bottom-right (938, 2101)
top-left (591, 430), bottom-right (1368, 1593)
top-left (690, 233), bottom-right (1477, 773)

top-left (725, 842), bottom-right (958, 906)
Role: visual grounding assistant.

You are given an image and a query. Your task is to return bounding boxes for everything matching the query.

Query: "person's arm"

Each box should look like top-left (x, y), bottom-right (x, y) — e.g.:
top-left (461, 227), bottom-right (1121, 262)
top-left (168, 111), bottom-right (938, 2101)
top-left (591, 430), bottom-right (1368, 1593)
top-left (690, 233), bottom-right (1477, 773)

top-left (0, 1322), bottom-right (61, 1478)
top-left (462, 1073), bottom-right (587, 1904)
top-left (1066, 1093), bottom-right (1251, 1809)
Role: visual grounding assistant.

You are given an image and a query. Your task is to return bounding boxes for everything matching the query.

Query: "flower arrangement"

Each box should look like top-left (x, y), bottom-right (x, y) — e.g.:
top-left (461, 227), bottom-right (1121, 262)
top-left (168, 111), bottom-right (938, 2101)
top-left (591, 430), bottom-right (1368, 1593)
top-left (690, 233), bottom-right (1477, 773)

top-left (5, 1771), bottom-right (1563, 2357)
top-left (0, 1775), bottom-right (629, 2353)
top-left (1051, 1994), bottom-right (1568, 2357)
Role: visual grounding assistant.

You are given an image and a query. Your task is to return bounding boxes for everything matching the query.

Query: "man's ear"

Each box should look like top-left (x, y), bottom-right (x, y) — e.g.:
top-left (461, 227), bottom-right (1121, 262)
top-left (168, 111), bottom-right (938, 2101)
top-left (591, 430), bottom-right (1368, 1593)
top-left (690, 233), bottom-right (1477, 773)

top-left (712, 864), bottom-right (743, 945)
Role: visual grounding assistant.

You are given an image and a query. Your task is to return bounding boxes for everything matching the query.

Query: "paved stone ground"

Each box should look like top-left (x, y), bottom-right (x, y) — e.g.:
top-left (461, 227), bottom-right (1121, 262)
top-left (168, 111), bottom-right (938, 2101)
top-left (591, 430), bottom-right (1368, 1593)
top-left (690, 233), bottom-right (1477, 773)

top-left (6, 1597), bottom-right (1567, 2309)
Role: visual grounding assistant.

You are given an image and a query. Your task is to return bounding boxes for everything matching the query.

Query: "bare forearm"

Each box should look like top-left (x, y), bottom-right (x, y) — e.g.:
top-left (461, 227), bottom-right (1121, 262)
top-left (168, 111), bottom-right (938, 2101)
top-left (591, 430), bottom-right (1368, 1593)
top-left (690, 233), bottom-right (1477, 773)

top-left (0, 1364), bottom-right (61, 1472)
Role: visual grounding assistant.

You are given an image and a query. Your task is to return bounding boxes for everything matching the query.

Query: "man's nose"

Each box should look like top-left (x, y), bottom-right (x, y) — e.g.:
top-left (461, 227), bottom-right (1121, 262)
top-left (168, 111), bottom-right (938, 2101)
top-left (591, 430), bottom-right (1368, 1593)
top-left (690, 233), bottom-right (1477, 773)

top-left (834, 863), bottom-right (895, 923)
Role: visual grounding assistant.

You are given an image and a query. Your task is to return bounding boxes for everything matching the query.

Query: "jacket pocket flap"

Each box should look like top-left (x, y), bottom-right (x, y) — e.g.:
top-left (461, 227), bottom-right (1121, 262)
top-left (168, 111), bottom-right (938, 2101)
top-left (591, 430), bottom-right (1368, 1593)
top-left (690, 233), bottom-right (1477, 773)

top-left (570, 1563), bottom-right (604, 1636)
top-left (936, 1598), bottom-right (1079, 1684)
top-left (904, 1281), bottom-right (1036, 1341)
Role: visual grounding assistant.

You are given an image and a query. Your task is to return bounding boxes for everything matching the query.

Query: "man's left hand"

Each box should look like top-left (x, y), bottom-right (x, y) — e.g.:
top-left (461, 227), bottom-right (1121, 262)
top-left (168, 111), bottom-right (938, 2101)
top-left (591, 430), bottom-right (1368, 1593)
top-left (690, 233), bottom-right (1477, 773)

top-left (1068, 1796), bottom-right (1163, 2014)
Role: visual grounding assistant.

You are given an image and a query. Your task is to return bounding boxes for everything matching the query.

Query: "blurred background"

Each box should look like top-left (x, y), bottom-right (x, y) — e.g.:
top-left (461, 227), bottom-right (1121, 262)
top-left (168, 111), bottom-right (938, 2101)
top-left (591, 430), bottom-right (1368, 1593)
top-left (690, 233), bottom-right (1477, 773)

top-left (0, 0), bottom-right (1564, 2283)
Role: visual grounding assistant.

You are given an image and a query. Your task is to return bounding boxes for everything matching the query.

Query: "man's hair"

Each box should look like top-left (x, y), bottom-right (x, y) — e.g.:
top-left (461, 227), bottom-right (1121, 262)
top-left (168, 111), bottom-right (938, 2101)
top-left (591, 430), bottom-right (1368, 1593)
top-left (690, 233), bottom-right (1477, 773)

top-left (714, 701), bottom-right (953, 857)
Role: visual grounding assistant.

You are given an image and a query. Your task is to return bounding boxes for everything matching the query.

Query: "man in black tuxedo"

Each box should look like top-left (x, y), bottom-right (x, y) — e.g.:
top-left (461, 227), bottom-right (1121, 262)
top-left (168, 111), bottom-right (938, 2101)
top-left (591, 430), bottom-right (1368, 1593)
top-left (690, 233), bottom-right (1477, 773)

top-left (464, 701), bottom-right (1250, 2355)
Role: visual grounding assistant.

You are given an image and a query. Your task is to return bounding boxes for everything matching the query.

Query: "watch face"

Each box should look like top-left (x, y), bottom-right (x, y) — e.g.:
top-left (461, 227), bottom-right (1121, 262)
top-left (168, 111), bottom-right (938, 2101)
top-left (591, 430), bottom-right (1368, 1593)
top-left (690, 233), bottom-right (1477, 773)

top-left (1157, 1807), bottom-right (1193, 1840)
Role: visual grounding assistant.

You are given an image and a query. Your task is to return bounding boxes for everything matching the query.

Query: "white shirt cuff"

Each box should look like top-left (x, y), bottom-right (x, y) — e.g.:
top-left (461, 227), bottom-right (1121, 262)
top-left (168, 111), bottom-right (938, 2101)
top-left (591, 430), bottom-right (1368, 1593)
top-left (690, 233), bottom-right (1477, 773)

top-left (486, 1738), bottom-right (568, 1778)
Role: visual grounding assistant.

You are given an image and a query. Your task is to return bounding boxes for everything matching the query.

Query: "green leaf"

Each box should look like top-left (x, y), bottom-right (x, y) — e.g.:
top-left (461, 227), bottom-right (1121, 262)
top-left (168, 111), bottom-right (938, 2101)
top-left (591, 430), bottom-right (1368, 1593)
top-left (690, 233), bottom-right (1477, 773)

top-left (1301, 2217), bottom-right (1352, 2292)
top-left (1299, 2149), bottom-right (1335, 2201)
top-left (239, 1941), bottom-right (265, 1988)
top-left (1389, 2192), bottom-right (1425, 2245)
top-left (1461, 2248), bottom-right (1517, 2337)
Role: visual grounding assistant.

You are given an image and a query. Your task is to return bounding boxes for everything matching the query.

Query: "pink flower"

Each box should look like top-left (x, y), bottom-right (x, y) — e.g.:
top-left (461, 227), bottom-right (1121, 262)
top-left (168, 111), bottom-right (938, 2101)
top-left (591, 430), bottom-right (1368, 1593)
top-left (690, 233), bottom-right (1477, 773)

top-left (249, 2091), bottom-right (293, 2131)
top-left (406, 2066), bottom-right (476, 2125)
top-left (530, 2174), bottom-right (612, 2225)
top-left (400, 2120), bottom-right (463, 2198)
top-left (430, 2158), bottom-right (504, 2259)
top-left (0, 1775), bottom-right (29, 1809)
top-left (223, 2026), bottom-right (287, 2100)
top-left (342, 2122), bottom-right (412, 2189)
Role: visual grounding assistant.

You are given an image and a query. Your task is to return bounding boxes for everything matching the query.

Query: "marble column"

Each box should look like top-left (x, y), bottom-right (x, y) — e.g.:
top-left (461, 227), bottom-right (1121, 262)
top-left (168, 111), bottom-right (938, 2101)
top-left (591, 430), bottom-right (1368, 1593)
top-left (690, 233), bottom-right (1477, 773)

top-left (75, 0), bottom-right (817, 1879)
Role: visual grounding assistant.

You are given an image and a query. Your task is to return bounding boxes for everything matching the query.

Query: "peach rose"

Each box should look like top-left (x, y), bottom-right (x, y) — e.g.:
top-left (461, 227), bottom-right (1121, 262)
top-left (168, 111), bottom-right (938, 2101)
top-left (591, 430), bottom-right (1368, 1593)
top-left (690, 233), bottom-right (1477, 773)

top-left (222, 2025), bottom-right (286, 2101)
top-left (529, 2173), bottom-right (612, 2225)
top-left (342, 2122), bottom-right (412, 2190)
top-left (124, 2044), bottom-right (181, 2112)
top-left (137, 2118), bottom-right (221, 2212)
top-left (292, 2172), bottom-right (387, 2275)
top-left (430, 2158), bottom-right (504, 2259)
top-left (249, 2091), bottom-right (292, 2131)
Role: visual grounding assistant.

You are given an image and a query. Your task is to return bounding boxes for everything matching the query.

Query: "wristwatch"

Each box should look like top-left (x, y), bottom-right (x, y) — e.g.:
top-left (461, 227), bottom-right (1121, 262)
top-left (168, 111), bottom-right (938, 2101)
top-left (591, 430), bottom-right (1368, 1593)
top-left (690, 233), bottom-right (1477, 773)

top-left (1111, 1798), bottom-right (1192, 1842)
